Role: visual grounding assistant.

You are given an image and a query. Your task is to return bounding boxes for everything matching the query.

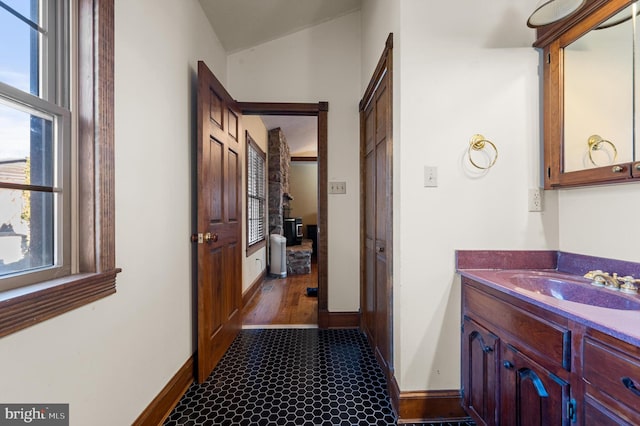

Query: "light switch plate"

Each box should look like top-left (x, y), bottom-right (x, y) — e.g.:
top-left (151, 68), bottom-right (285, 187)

top-left (424, 166), bottom-right (438, 187)
top-left (329, 181), bottom-right (347, 194)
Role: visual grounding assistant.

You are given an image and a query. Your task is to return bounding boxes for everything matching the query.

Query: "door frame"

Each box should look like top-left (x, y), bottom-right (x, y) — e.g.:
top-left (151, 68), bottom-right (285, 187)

top-left (238, 102), bottom-right (330, 327)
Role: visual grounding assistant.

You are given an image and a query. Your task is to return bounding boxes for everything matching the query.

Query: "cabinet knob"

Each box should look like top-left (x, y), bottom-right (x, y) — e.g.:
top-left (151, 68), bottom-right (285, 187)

top-left (612, 165), bottom-right (624, 173)
top-left (503, 361), bottom-right (514, 370)
top-left (482, 346), bottom-right (493, 353)
top-left (622, 377), bottom-right (640, 397)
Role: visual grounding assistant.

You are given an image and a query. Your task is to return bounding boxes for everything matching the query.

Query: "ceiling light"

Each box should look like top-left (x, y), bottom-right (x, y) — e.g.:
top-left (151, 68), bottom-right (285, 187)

top-left (527, 0), bottom-right (586, 28)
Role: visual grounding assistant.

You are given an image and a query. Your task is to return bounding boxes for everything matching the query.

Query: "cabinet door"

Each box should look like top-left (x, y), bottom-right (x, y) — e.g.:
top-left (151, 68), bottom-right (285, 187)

top-left (501, 345), bottom-right (571, 425)
top-left (462, 317), bottom-right (500, 426)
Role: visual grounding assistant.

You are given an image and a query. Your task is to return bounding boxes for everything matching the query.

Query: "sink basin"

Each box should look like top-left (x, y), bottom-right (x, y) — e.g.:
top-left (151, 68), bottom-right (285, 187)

top-left (494, 270), bottom-right (640, 311)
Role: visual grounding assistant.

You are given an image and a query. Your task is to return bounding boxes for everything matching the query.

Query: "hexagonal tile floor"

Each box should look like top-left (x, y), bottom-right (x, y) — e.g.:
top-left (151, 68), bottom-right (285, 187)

top-left (164, 329), bottom-right (474, 426)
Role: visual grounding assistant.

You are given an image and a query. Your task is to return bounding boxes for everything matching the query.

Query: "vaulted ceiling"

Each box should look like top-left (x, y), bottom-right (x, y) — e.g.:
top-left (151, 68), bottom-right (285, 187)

top-left (199, 0), bottom-right (361, 156)
top-left (200, 0), bottom-right (361, 54)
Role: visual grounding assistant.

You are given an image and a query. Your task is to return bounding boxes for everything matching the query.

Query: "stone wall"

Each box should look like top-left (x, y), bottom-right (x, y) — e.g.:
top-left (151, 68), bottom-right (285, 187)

top-left (268, 128), bottom-right (290, 235)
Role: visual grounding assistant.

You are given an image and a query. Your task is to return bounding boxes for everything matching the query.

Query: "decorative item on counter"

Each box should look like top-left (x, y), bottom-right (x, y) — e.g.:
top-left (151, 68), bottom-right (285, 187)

top-left (587, 134), bottom-right (618, 167)
top-left (467, 134), bottom-right (498, 170)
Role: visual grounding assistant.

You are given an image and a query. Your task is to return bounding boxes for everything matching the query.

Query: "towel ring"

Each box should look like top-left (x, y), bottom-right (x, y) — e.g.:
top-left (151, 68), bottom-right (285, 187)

top-left (468, 134), bottom-right (498, 170)
top-left (587, 135), bottom-right (617, 167)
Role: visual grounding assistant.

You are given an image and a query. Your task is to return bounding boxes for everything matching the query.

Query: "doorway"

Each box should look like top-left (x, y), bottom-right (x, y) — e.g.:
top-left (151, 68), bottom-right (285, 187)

top-left (239, 102), bottom-right (329, 328)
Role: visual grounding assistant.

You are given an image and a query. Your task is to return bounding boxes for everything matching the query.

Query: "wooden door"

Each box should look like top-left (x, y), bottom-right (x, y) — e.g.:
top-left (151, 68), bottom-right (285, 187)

top-left (195, 61), bottom-right (242, 383)
top-left (501, 345), bottom-right (571, 425)
top-left (462, 317), bottom-right (500, 426)
top-left (360, 34), bottom-right (393, 374)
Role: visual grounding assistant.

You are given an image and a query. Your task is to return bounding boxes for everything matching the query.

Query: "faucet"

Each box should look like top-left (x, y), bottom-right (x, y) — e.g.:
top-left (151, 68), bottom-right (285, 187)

top-left (584, 270), bottom-right (640, 294)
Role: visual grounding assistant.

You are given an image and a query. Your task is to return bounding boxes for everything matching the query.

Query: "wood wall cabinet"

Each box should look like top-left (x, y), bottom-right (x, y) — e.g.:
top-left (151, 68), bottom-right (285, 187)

top-left (462, 276), bottom-right (640, 425)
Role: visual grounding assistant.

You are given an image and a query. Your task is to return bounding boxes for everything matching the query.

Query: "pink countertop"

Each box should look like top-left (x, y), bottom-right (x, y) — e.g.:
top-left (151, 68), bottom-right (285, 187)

top-left (457, 251), bottom-right (640, 346)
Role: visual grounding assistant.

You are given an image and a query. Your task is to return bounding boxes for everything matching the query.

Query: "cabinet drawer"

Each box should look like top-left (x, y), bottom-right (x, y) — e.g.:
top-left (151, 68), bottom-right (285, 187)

top-left (464, 284), bottom-right (570, 370)
top-left (583, 337), bottom-right (640, 412)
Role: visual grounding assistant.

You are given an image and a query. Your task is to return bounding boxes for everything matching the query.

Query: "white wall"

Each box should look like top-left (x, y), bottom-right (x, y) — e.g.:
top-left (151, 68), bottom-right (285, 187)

top-left (0, 1), bottom-right (227, 424)
top-left (376, 0), bottom-right (560, 392)
top-left (559, 184), bottom-right (640, 262)
top-left (243, 116), bottom-right (268, 292)
top-left (289, 162), bottom-right (319, 235)
top-left (227, 12), bottom-right (362, 312)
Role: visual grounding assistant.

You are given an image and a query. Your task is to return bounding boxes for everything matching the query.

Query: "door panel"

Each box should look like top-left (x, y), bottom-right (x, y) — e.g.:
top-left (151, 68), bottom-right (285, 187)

top-left (363, 117), bottom-right (376, 341)
top-left (360, 34), bottom-right (393, 380)
top-left (501, 345), bottom-right (570, 425)
top-left (209, 138), bottom-right (223, 222)
top-left (462, 317), bottom-right (499, 425)
top-left (196, 61), bottom-right (243, 383)
top-left (228, 149), bottom-right (239, 221)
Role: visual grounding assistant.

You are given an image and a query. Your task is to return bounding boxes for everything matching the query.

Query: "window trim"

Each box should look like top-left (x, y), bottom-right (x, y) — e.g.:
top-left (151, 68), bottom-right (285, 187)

top-left (245, 131), bottom-right (266, 256)
top-left (0, 0), bottom-right (119, 338)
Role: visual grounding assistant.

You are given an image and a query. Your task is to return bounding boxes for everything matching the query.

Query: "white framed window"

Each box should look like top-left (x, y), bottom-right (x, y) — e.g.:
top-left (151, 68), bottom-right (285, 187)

top-left (246, 131), bottom-right (266, 252)
top-left (0, 0), bottom-right (71, 291)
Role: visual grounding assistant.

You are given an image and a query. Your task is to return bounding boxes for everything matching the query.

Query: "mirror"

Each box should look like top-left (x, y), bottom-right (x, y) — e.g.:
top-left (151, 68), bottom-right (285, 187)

top-left (535, 0), bottom-right (640, 188)
top-left (563, 5), bottom-right (635, 172)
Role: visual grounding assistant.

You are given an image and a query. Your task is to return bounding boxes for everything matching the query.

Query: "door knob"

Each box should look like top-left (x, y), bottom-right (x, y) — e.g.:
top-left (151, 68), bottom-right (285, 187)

top-left (204, 233), bottom-right (218, 243)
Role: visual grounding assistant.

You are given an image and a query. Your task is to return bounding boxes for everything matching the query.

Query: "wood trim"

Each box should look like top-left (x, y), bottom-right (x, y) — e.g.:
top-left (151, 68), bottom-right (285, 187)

top-left (0, 0), bottom-right (119, 339)
top-left (360, 33), bottom-right (393, 111)
top-left (238, 102), bottom-right (322, 116)
top-left (291, 156), bottom-right (317, 162)
top-left (0, 271), bottom-right (119, 338)
top-left (242, 269), bottom-right (266, 308)
top-left (318, 310), bottom-right (360, 329)
top-left (245, 130), bottom-right (267, 256)
top-left (133, 356), bottom-right (195, 426)
top-left (389, 376), bottom-right (468, 424)
top-left (246, 239), bottom-right (266, 257)
top-left (317, 105), bottom-right (328, 322)
top-left (79, 0), bottom-right (116, 273)
top-left (533, 0), bottom-right (631, 48)
top-left (240, 101), bottom-right (329, 330)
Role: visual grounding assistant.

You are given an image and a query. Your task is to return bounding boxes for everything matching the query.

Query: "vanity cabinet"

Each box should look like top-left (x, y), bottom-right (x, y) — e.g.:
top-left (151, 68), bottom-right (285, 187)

top-left (462, 278), bottom-right (573, 425)
top-left (462, 275), bottom-right (640, 425)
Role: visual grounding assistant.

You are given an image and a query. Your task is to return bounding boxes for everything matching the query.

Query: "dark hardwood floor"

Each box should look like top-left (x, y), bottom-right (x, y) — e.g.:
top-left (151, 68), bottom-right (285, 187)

top-left (242, 258), bottom-right (318, 326)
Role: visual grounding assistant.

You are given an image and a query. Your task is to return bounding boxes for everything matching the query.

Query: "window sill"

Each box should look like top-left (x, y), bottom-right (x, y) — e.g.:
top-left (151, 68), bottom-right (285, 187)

top-left (246, 240), bottom-right (266, 257)
top-left (0, 269), bottom-right (121, 338)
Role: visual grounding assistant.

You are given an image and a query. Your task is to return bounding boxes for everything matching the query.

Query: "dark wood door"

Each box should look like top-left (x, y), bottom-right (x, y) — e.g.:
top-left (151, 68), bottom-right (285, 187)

top-left (195, 61), bottom-right (242, 383)
top-left (501, 345), bottom-right (571, 425)
top-left (462, 317), bottom-right (500, 426)
top-left (360, 34), bottom-right (393, 375)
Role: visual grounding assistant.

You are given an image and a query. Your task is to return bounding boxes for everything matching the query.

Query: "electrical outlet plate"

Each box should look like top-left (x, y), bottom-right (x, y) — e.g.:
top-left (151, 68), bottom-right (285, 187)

top-left (329, 181), bottom-right (346, 194)
top-left (528, 188), bottom-right (543, 212)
